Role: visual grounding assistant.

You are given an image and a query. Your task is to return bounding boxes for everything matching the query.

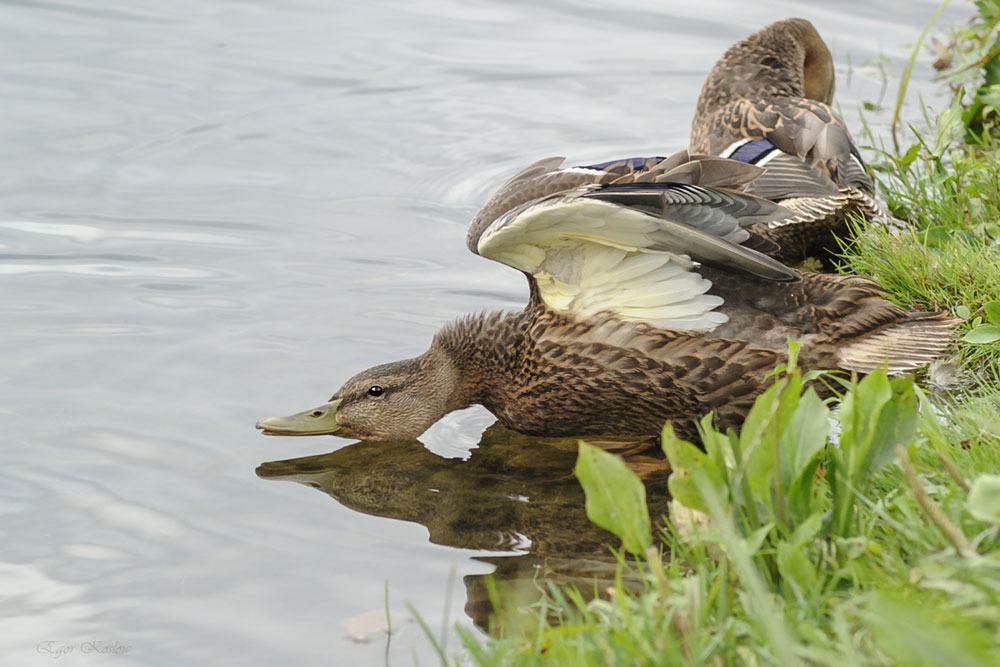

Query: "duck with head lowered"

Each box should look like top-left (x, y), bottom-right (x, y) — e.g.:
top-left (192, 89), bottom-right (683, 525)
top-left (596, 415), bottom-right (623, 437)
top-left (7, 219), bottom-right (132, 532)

top-left (691, 18), bottom-right (892, 262)
top-left (257, 152), bottom-right (954, 444)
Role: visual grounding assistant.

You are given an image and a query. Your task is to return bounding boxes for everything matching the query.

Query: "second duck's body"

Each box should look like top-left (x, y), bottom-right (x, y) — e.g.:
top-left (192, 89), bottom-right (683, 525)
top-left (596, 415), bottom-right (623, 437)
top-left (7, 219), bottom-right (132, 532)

top-left (691, 18), bottom-right (890, 261)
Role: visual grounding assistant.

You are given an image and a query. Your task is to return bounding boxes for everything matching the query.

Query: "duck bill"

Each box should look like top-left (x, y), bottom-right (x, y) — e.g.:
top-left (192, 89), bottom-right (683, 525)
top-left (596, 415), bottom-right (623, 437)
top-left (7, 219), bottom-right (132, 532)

top-left (255, 399), bottom-right (344, 436)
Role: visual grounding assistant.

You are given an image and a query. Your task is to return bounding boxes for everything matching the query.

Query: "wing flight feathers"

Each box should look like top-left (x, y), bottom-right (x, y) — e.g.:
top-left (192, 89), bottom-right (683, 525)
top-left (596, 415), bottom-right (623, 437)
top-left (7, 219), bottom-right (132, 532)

top-left (469, 155), bottom-right (800, 331)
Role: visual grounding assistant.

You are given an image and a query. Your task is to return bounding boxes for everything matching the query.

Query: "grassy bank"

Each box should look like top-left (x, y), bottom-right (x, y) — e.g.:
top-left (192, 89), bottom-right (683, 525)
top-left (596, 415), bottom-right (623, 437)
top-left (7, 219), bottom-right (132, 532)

top-left (456, 5), bottom-right (1000, 665)
top-left (845, 0), bottom-right (1000, 380)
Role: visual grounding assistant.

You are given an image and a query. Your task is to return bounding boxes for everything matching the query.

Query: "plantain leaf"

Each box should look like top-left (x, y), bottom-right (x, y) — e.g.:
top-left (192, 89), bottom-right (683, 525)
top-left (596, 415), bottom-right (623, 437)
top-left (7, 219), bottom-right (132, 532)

top-left (898, 143), bottom-right (921, 167)
top-left (662, 422), bottom-right (723, 514)
top-left (777, 541), bottom-right (817, 598)
top-left (963, 325), bottom-right (1000, 344)
top-left (983, 301), bottom-right (1000, 325)
top-left (575, 442), bottom-right (652, 556)
top-left (784, 388), bottom-right (830, 522)
top-left (968, 474), bottom-right (1000, 524)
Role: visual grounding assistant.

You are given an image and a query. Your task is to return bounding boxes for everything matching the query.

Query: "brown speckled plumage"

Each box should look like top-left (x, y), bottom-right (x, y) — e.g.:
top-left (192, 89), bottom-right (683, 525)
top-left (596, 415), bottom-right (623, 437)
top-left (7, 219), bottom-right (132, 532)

top-left (429, 307), bottom-right (783, 441)
top-left (691, 18), bottom-right (892, 261)
top-left (421, 270), bottom-right (953, 441)
top-left (257, 154), bottom-right (955, 444)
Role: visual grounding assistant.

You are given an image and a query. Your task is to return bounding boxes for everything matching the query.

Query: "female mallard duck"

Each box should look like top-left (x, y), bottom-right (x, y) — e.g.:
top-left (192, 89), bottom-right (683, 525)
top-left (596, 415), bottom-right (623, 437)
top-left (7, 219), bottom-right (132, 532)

top-left (690, 18), bottom-right (891, 262)
top-left (257, 152), bottom-right (954, 443)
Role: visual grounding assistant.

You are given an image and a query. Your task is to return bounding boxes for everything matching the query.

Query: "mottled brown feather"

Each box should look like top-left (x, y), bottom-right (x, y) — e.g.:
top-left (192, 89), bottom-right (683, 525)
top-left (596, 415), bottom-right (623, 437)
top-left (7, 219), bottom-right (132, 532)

top-left (270, 152), bottom-right (955, 445)
top-left (690, 18), bottom-right (892, 261)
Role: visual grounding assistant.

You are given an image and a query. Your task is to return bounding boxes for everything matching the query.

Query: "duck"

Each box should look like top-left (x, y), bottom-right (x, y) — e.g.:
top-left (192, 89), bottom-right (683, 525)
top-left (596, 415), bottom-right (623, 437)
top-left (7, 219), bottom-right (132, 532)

top-left (690, 18), bottom-right (892, 262)
top-left (256, 152), bottom-right (955, 443)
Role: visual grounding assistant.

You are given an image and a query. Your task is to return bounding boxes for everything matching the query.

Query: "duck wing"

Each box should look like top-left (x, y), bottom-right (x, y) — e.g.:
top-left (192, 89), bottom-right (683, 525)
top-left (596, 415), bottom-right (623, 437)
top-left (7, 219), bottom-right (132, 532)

top-left (697, 97), bottom-right (873, 198)
top-left (468, 154), bottom-right (798, 331)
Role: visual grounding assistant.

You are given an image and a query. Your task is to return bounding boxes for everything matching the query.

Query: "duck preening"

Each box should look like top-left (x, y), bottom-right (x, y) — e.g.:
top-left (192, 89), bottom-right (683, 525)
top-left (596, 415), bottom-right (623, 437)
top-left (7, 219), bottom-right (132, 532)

top-left (257, 153), bottom-right (955, 443)
top-left (691, 18), bottom-right (893, 262)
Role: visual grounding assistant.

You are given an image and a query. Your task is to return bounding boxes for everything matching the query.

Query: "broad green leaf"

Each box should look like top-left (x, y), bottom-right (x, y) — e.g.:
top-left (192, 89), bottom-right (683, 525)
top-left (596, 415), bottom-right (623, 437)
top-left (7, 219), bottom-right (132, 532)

top-left (962, 325), bottom-right (1000, 344)
top-left (832, 371), bottom-right (916, 535)
top-left (968, 474), bottom-right (1000, 524)
top-left (782, 388), bottom-right (830, 485)
top-left (923, 225), bottom-right (953, 249)
top-left (866, 595), bottom-right (999, 667)
top-left (662, 423), bottom-right (721, 514)
top-left (698, 413), bottom-right (734, 476)
top-left (768, 386), bottom-right (829, 526)
top-left (742, 523), bottom-right (773, 556)
top-left (840, 371), bottom-right (917, 481)
top-left (863, 375), bottom-right (918, 474)
top-left (788, 512), bottom-right (824, 547)
top-left (983, 301), bottom-right (1000, 325)
top-left (739, 379), bottom-right (783, 458)
top-left (955, 304), bottom-right (972, 319)
top-left (839, 369), bottom-right (892, 477)
top-left (898, 143), bottom-right (921, 167)
top-left (576, 442), bottom-right (652, 555)
top-left (787, 456), bottom-right (823, 523)
top-left (777, 541), bottom-right (816, 598)
top-left (743, 372), bottom-right (802, 506)
top-left (575, 442), bottom-right (651, 556)
top-left (932, 97), bottom-right (963, 158)
top-left (985, 45), bottom-right (1000, 87)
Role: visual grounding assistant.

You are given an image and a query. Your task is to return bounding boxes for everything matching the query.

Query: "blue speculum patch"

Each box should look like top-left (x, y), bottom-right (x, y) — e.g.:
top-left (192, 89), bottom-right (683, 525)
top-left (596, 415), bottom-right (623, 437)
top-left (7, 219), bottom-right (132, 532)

top-left (727, 139), bottom-right (777, 164)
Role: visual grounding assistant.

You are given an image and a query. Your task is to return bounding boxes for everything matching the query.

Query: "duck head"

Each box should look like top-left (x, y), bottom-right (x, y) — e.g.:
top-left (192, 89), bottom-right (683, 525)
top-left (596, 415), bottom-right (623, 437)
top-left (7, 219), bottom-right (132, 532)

top-left (256, 346), bottom-right (465, 442)
top-left (696, 18), bottom-right (835, 112)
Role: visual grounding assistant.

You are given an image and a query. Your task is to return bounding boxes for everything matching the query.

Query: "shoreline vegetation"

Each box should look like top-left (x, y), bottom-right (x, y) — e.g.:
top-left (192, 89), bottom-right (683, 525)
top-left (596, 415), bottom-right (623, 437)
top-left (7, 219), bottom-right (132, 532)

top-left (454, 3), bottom-right (1000, 665)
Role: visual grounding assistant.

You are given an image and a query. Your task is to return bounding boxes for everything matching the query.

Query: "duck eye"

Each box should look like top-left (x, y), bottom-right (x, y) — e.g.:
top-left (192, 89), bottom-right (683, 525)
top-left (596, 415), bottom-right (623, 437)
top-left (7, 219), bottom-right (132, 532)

top-left (367, 385), bottom-right (384, 397)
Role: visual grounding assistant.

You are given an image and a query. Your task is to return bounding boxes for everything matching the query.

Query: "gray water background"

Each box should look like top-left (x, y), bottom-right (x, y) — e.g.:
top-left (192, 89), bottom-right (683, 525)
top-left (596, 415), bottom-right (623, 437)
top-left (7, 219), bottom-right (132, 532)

top-left (1, 0), bottom-right (970, 664)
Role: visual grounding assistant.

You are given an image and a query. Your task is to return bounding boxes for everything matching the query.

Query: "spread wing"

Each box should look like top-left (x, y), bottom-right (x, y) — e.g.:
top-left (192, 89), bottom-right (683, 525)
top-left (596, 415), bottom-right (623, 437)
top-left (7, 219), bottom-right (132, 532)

top-left (467, 154), bottom-right (798, 332)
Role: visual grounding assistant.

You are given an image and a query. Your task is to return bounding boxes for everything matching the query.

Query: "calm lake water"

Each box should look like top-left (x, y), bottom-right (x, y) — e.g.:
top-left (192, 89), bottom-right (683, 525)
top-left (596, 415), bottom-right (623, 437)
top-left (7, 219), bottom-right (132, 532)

top-left (2, 0), bottom-right (969, 664)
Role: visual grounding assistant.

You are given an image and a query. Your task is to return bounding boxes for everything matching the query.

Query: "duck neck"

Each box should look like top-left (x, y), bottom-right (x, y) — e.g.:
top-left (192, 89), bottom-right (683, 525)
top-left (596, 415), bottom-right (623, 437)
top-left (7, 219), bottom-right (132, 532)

top-left (427, 310), bottom-right (531, 408)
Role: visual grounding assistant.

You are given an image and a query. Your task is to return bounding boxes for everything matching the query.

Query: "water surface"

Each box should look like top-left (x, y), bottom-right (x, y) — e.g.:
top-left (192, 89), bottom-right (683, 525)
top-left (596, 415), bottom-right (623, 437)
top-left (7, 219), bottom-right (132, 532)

top-left (1, 0), bottom-right (967, 664)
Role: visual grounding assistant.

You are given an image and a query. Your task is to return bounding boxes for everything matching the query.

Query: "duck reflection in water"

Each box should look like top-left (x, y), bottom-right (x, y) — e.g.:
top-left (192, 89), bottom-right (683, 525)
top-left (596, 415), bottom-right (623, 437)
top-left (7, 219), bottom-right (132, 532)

top-left (256, 423), bottom-right (672, 634)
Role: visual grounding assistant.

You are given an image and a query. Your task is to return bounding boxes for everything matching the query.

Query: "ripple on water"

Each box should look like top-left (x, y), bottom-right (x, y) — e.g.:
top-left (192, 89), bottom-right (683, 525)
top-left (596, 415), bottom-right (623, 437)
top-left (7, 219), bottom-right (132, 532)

top-left (0, 0), bottom-right (971, 661)
top-left (0, 219), bottom-right (255, 246)
top-left (37, 324), bottom-right (158, 336)
top-left (0, 262), bottom-right (218, 278)
top-left (135, 294), bottom-right (249, 312)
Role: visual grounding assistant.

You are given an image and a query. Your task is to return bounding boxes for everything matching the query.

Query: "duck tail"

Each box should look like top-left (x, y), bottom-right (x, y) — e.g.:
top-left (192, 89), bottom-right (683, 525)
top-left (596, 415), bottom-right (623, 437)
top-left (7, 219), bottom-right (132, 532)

top-left (837, 313), bottom-right (959, 374)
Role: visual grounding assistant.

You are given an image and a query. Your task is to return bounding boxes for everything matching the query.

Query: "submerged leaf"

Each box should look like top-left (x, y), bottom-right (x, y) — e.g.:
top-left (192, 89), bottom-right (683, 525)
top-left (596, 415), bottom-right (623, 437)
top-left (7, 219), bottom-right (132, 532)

top-left (575, 442), bottom-right (651, 556)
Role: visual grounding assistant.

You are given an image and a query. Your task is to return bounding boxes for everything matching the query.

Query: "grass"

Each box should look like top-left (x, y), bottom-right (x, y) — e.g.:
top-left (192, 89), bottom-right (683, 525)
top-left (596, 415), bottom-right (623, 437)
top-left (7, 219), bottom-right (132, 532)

top-left (842, 0), bottom-right (1000, 379)
top-left (442, 5), bottom-right (1000, 665)
top-left (843, 97), bottom-right (1000, 379)
top-left (458, 371), bottom-right (1000, 666)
